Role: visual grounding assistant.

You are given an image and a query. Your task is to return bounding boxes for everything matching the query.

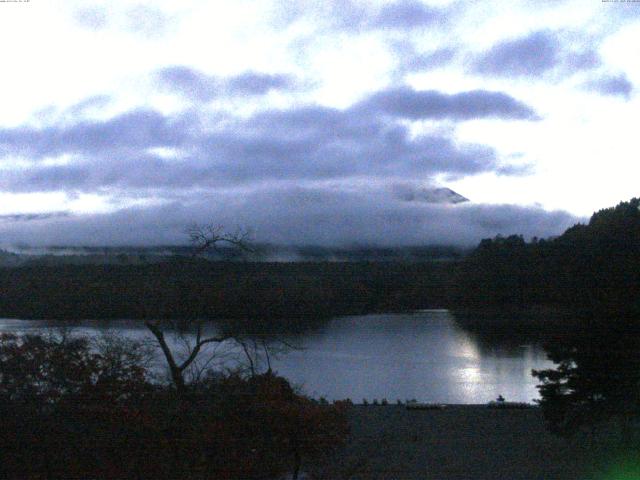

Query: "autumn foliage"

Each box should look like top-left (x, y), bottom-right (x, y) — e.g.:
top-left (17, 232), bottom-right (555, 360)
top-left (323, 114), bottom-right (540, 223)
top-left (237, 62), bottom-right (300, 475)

top-left (0, 333), bottom-right (349, 479)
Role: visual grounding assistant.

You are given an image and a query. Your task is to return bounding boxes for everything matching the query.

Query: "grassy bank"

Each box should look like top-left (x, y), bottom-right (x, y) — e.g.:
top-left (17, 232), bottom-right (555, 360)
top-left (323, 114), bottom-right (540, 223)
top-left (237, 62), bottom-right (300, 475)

top-left (321, 405), bottom-right (631, 480)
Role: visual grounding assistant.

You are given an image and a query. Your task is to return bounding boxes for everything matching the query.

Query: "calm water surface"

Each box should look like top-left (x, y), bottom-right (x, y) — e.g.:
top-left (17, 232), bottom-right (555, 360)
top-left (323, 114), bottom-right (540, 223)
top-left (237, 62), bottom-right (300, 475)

top-left (0, 311), bottom-right (552, 403)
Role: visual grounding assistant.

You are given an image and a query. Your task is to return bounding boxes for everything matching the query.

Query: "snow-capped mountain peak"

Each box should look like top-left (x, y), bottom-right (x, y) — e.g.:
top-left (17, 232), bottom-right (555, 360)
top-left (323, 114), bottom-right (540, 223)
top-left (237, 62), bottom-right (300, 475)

top-left (393, 184), bottom-right (469, 204)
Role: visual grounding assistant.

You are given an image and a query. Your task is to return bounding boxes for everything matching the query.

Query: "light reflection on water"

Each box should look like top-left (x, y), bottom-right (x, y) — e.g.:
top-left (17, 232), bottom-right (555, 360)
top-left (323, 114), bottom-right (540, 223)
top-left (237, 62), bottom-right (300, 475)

top-left (0, 311), bottom-right (553, 403)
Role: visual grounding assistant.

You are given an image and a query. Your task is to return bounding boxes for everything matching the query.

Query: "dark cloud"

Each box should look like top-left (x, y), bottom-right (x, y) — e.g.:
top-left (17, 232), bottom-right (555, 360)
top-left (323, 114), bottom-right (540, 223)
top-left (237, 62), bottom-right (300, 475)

top-left (157, 67), bottom-right (217, 101)
top-left (0, 185), bottom-right (579, 247)
top-left (474, 30), bottom-right (561, 77)
top-left (400, 47), bottom-right (457, 73)
top-left (0, 119), bottom-right (496, 193)
top-left (584, 73), bottom-right (633, 99)
top-left (206, 188), bottom-right (578, 247)
top-left (567, 50), bottom-right (601, 72)
top-left (473, 30), bottom-right (600, 78)
top-left (226, 72), bottom-right (296, 95)
top-left (372, 0), bottom-right (445, 29)
top-left (0, 212), bottom-right (70, 223)
top-left (157, 66), bottom-right (297, 101)
top-left (356, 87), bottom-right (539, 120)
top-left (0, 109), bottom-right (192, 159)
top-left (389, 40), bottom-right (458, 78)
top-left (0, 85), bottom-right (534, 194)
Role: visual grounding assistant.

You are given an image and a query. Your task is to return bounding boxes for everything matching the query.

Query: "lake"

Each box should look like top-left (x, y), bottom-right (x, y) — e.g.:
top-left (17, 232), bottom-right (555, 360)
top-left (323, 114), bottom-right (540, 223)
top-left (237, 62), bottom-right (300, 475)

top-left (0, 310), bottom-right (553, 404)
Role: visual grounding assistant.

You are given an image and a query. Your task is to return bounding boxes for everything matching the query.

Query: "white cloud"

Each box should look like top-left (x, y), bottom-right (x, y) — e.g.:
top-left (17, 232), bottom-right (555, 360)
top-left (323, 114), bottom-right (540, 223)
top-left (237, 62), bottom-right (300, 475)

top-left (0, 0), bottom-right (638, 245)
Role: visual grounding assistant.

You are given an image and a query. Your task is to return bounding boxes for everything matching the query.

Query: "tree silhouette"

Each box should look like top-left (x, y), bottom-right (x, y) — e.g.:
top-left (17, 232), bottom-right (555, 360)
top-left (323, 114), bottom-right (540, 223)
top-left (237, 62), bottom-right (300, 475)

top-left (185, 223), bottom-right (253, 258)
top-left (143, 224), bottom-right (255, 395)
top-left (532, 321), bottom-right (640, 441)
top-left (455, 197), bottom-right (640, 316)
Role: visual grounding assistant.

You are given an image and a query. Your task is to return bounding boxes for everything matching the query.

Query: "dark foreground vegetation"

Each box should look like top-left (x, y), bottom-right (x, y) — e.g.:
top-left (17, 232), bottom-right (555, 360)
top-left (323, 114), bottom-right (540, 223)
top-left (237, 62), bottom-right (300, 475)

top-left (3, 329), bottom-right (638, 480)
top-left (0, 332), bottom-right (349, 479)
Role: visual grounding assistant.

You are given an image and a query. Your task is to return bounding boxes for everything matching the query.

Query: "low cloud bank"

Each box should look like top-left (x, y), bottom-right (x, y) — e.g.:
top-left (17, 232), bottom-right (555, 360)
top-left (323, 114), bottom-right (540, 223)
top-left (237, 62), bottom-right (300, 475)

top-left (0, 185), bottom-right (580, 248)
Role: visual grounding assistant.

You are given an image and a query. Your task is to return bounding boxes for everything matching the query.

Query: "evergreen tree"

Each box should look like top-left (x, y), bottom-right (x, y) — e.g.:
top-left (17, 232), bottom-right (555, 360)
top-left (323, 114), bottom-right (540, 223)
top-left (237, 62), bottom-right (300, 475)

top-left (532, 321), bottom-right (640, 439)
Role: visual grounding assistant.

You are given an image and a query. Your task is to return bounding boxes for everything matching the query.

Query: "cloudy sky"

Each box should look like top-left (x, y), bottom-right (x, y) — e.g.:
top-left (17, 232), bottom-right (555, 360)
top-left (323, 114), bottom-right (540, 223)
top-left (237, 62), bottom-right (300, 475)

top-left (0, 0), bottom-right (637, 246)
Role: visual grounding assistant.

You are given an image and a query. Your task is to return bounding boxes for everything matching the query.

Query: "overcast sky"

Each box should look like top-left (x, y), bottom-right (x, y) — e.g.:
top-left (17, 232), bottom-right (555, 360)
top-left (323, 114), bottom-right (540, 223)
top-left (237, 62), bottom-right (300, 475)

top-left (0, 0), bottom-right (637, 247)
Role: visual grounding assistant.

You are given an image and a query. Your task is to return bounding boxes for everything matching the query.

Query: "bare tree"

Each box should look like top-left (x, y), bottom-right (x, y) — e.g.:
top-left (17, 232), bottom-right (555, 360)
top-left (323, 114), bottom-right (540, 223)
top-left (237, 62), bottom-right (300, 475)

top-left (185, 223), bottom-right (253, 258)
top-left (235, 335), bottom-right (298, 377)
top-left (144, 225), bottom-right (256, 395)
top-left (144, 319), bottom-right (232, 395)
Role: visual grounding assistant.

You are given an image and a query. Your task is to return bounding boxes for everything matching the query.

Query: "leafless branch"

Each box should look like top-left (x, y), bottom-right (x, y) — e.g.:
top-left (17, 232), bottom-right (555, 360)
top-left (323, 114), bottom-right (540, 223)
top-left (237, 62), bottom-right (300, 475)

top-left (185, 223), bottom-right (254, 258)
top-left (144, 319), bottom-right (231, 393)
